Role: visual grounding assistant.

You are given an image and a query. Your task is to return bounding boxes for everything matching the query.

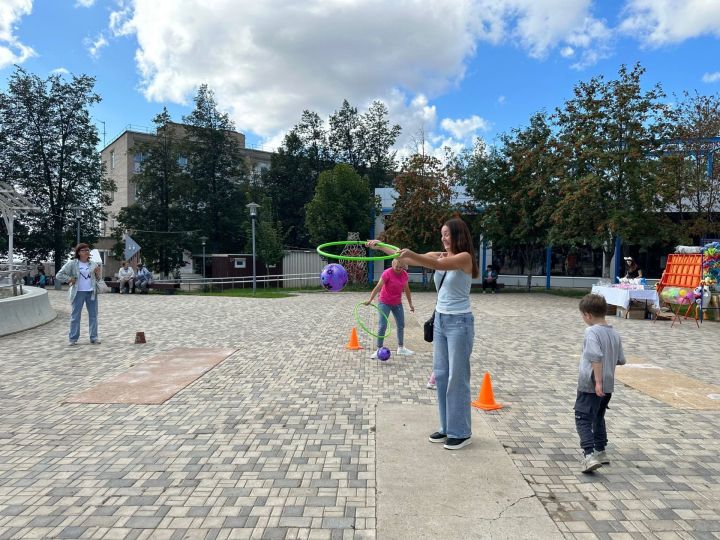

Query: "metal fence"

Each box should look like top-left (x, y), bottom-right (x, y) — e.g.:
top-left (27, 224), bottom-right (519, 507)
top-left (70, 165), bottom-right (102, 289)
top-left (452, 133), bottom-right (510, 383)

top-left (152, 272), bottom-right (322, 292)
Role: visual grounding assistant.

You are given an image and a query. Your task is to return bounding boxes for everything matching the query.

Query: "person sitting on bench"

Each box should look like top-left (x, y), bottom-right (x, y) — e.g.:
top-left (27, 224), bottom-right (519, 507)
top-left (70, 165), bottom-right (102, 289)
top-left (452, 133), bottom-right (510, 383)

top-left (118, 261), bottom-right (135, 294)
top-left (135, 263), bottom-right (153, 293)
top-left (482, 265), bottom-right (498, 293)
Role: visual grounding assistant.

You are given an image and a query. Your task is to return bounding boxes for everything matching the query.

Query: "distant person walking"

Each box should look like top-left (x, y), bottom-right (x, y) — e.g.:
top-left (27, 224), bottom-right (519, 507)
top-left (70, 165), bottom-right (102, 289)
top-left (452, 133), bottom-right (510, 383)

top-left (56, 243), bottom-right (102, 345)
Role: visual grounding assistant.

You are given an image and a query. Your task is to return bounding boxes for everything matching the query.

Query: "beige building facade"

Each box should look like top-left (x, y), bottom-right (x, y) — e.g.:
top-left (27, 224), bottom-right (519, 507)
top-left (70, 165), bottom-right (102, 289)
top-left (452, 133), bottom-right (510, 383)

top-left (98, 122), bottom-right (273, 276)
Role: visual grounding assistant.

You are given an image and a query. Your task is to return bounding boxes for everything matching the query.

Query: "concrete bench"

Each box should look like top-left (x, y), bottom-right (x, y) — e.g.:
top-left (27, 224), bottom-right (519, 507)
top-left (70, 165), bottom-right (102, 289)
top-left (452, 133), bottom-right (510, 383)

top-left (106, 280), bottom-right (179, 294)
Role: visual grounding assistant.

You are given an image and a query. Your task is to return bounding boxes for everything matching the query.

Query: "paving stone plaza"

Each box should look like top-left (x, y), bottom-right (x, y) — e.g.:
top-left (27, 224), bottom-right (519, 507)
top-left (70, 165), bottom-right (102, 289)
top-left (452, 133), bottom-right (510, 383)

top-left (1, 289), bottom-right (719, 539)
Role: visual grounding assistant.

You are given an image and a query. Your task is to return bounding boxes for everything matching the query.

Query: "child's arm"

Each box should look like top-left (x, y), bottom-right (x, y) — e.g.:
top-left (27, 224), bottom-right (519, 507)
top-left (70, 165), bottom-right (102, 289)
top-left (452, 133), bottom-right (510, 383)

top-left (617, 339), bottom-right (626, 365)
top-left (404, 283), bottom-right (414, 313)
top-left (365, 279), bottom-right (384, 305)
top-left (592, 362), bottom-right (605, 397)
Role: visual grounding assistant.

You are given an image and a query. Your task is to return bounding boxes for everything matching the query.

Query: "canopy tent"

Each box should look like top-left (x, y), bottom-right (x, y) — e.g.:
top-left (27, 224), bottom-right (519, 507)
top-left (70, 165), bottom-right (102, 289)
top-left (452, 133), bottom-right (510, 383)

top-left (0, 182), bottom-right (40, 272)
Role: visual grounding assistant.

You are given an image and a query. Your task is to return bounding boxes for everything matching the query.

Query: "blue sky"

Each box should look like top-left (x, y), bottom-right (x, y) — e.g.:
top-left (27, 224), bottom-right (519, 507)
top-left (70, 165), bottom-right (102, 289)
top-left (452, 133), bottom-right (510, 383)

top-left (1, 0), bottom-right (719, 155)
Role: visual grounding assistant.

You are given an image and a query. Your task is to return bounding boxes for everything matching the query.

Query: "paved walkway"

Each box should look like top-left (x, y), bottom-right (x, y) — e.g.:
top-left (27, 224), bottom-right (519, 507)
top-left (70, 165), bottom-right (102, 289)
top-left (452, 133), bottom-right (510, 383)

top-left (0, 289), bottom-right (719, 539)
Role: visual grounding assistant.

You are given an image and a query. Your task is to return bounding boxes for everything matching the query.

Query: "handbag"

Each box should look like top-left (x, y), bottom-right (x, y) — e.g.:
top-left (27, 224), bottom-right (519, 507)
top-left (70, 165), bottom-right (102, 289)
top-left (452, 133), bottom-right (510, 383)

top-left (96, 279), bottom-right (110, 294)
top-left (423, 271), bottom-right (447, 342)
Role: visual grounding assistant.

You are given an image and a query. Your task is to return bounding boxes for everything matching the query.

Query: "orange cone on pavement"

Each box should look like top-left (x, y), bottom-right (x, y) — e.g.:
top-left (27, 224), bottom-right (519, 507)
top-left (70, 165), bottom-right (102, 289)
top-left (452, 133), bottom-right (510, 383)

top-left (345, 327), bottom-right (363, 350)
top-left (472, 372), bottom-right (503, 410)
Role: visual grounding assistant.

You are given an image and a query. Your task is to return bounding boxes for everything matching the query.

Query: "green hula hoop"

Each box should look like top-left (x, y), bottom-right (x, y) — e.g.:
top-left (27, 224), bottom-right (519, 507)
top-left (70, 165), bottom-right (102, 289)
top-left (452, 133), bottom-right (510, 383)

top-left (316, 240), bottom-right (400, 261)
top-left (354, 302), bottom-right (392, 340)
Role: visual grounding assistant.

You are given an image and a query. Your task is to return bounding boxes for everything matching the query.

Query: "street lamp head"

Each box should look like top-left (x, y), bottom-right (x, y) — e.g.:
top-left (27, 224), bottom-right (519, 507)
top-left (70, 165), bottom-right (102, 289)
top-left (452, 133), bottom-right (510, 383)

top-left (200, 235), bottom-right (208, 246)
top-left (246, 202), bottom-right (260, 217)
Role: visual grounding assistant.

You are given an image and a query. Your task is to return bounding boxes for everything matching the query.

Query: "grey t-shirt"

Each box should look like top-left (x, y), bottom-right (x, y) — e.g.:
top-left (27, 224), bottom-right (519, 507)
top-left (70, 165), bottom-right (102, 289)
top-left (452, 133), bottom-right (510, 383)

top-left (577, 324), bottom-right (626, 393)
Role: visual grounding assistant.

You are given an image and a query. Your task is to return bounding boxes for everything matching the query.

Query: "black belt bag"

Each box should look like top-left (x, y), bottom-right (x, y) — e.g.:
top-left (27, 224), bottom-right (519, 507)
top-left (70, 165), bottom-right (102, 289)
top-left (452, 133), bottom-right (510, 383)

top-left (423, 272), bottom-right (446, 343)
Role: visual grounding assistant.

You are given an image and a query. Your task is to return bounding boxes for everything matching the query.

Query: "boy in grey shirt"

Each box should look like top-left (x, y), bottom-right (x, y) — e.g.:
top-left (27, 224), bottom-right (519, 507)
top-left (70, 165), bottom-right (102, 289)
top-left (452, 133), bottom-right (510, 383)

top-left (575, 293), bottom-right (626, 473)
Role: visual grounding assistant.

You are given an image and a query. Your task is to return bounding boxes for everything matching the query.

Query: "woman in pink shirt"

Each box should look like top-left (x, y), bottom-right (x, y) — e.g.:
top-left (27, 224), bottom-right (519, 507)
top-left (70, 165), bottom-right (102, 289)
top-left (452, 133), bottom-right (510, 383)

top-left (364, 257), bottom-right (415, 359)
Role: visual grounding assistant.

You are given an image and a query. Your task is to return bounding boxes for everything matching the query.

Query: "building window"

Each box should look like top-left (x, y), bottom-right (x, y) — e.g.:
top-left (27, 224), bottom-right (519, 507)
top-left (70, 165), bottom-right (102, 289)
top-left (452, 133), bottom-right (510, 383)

top-left (110, 150), bottom-right (116, 170)
top-left (234, 258), bottom-right (247, 269)
top-left (133, 152), bottom-right (144, 173)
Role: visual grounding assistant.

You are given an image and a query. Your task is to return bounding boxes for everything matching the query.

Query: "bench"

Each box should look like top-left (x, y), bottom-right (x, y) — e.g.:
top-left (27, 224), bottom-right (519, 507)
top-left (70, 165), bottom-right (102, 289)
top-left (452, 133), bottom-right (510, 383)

top-left (106, 280), bottom-right (179, 295)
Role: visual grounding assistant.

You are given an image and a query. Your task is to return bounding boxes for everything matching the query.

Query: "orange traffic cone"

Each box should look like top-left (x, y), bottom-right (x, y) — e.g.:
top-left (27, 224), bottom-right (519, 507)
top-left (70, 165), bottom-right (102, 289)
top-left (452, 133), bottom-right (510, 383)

top-left (472, 372), bottom-right (503, 410)
top-left (135, 331), bottom-right (146, 344)
top-left (345, 327), bottom-right (363, 350)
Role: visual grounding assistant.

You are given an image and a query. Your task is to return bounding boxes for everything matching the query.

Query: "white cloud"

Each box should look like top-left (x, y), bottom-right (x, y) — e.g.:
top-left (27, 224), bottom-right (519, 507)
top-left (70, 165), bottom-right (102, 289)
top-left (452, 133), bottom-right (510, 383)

top-left (0, 0), bottom-right (35, 69)
top-left (86, 33), bottom-right (108, 59)
top-left (560, 46), bottom-right (574, 57)
top-left (702, 72), bottom-right (720, 83)
top-left (497, 95), bottom-right (506, 105)
top-left (75, 0), bottom-right (96, 7)
top-left (620, 0), bottom-right (720, 47)
top-left (109, 0), bottom-right (612, 148)
top-left (51, 67), bottom-right (70, 75)
top-left (440, 115), bottom-right (491, 140)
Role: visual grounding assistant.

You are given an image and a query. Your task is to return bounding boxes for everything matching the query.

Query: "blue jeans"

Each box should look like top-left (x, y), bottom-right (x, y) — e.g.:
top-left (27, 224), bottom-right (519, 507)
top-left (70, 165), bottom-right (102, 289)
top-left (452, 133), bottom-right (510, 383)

top-left (377, 302), bottom-right (405, 348)
top-left (69, 291), bottom-right (98, 343)
top-left (433, 312), bottom-right (474, 439)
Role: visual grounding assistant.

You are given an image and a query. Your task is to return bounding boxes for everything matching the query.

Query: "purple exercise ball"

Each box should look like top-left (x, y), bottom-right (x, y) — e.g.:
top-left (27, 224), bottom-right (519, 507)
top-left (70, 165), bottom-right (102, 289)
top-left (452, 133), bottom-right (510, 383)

top-left (377, 347), bottom-right (391, 361)
top-left (320, 263), bottom-right (348, 292)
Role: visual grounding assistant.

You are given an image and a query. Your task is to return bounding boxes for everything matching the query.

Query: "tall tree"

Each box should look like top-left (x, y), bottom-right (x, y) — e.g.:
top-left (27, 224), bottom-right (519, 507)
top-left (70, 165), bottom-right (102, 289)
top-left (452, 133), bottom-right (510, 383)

top-left (183, 85), bottom-right (247, 253)
top-left (358, 101), bottom-right (401, 190)
top-left (328, 100), bottom-right (363, 171)
top-left (465, 113), bottom-right (559, 288)
top-left (262, 131), bottom-right (318, 248)
top-left (114, 108), bottom-right (190, 276)
top-left (660, 91), bottom-right (720, 237)
top-left (0, 68), bottom-right (114, 272)
top-left (552, 64), bottom-right (674, 276)
top-left (305, 163), bottom-right (373, 245)
top-left (383, 153), bottom-right (456, 256)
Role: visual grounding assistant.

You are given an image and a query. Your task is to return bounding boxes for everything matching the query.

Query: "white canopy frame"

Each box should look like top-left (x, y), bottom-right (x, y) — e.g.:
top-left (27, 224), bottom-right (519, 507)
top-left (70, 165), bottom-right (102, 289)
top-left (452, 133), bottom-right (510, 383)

top-left (0, 182), bottom-right (40, 272)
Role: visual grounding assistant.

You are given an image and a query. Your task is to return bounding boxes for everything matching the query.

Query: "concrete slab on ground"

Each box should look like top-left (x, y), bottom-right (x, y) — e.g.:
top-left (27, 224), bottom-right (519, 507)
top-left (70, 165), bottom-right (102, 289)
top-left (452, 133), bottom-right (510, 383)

top-left (376, 403), bottom-right (562, 540)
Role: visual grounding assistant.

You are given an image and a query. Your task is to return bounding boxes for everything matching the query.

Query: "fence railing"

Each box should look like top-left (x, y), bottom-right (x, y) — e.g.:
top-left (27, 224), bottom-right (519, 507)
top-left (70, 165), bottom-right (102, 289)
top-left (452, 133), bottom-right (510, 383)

top-left (151, 272), bottom-right (321, 292)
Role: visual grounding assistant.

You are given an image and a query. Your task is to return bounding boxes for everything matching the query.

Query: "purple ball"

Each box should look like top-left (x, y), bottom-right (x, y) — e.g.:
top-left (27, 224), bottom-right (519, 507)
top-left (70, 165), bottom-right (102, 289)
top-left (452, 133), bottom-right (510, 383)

top-left (377, 347), bottom-right (391, 361)
top-left (320, 263), bottom-right (348, 292)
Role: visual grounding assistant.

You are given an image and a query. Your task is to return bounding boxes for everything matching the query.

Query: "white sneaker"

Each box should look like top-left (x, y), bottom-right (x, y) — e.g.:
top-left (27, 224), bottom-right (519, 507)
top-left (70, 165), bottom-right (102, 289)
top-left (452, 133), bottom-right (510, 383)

top-left (593, 450), bottom-right (609, 464)
top-left (581, 453), bottom-right (602, 473)
top-left (397, 346), bottom-right (414, 356)
top-left (370, 350), bottom-right (378, 359)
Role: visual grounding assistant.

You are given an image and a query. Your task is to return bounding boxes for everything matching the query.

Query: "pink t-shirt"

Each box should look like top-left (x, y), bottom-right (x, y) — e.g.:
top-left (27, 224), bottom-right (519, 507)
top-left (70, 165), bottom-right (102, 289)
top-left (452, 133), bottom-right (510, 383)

top-left (379, 267), bottom-right (409, 305)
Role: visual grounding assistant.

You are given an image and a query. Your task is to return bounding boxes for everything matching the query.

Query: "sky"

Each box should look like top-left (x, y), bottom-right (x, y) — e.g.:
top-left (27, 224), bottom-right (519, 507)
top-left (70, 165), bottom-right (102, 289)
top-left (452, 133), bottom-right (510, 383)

top-left (1, 0), bottom-right (720, 157)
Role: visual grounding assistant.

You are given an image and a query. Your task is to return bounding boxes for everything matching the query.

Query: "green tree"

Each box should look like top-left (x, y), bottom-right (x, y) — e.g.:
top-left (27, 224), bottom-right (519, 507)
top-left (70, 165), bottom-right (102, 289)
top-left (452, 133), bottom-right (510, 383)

top-left (383, 153), bottom-right (456, 255)
top-left (660, 91), bottom-right (720, 238)
top-left (262, 131), bottom-right (318, 248)
top-left (552, 64), bottom-right (673, 276)
top-left (328, 100), bottom-right (362, 171)
top-left (305, 163), bottom-right (373, 245)
top-left (0, 67), bottom-right (114, 272)
top-left (114, 108), bottom-right (190, 276)
top-left (358, 101), bottom-right (401, 189)
top-left (183, 85), bottom-right (247, 253)
top-left (465, 113), bottom-right (558, 288)
top-left (247, 197), bottom-right (284, 270)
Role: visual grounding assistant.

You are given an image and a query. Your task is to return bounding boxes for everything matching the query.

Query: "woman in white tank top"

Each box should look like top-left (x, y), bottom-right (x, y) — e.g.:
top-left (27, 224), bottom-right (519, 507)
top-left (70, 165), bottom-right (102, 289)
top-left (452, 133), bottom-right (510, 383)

top-left (399, 218), bottom-right (479, 450)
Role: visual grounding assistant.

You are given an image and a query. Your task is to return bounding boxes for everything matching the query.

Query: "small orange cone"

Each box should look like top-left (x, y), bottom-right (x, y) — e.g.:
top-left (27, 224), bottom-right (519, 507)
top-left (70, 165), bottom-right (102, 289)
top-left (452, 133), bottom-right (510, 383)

top-left (135, 331), bottom-right (146, 344)
top-left (472, 372), bottom-right (503, 410)
top-left (345, 327), bottom-right (363, 350)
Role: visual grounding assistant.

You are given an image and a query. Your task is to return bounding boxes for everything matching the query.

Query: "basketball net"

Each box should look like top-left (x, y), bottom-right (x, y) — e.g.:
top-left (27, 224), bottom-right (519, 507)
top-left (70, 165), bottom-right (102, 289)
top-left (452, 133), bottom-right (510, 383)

top-left (340, 232), bottom-right (367, 284)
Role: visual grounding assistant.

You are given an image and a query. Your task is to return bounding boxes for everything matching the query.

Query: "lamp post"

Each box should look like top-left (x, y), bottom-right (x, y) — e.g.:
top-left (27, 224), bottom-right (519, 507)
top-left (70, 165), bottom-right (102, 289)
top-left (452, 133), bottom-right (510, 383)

top-left (200, 236), bottom-right (208, 280)
top-left (246, 202), bottom-right (259, 294)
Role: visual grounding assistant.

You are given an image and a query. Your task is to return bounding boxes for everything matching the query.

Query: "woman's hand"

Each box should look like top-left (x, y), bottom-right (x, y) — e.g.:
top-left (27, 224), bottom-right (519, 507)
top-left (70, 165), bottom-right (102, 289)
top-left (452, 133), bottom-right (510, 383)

top-left (363, 299), bottom-right (372, 305)
top-left (94, 267), bottom-right (101, 277)
top-left (366, 239), bottom-right (379, 248)
top-left (408, 303), bottom-right (415, 313)
top-left (69, 278), bottom-right (76, 285)
top-left (399, 248), bottom-right (416, 261)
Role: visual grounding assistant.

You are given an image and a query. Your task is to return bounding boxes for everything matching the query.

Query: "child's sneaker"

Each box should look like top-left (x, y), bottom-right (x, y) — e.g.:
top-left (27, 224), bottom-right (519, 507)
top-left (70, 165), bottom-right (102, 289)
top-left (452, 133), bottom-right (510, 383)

top-left (397, 346), bottom-right (414, 356)
top-left (580, 453), bottom-right (602, 473)
top-left (426, 373), bottom-right (436, 390)
top-left (593, 450), bottom-right (609, 464)
top-left (370, 350), bottom-right (378, 359)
